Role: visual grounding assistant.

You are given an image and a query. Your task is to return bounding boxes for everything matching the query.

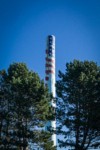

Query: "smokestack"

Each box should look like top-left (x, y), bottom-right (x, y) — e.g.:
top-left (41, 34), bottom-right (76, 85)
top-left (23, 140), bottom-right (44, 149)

top-left (45, 35), bottom-right (56, 146)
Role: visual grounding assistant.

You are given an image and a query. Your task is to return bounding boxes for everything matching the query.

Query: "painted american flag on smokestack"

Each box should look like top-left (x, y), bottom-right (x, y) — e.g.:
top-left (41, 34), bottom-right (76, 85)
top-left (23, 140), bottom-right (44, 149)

top-left (45, 35), bottom-right (55, 95)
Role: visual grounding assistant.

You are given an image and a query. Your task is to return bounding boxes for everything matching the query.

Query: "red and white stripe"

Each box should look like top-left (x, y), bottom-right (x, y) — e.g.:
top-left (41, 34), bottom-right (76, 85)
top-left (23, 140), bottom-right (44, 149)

top-left (45, 47), bottom-right (55, 82)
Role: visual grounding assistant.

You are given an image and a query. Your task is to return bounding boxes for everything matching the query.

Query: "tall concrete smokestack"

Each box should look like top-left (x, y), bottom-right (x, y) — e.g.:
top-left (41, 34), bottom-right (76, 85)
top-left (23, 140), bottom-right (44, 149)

top-left (45, 35), bottom-right (56, 146)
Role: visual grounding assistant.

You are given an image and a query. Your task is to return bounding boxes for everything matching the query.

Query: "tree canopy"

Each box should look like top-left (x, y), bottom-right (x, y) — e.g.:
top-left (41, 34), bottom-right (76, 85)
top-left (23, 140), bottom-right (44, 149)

top-left (0, 62), bottom-right (56, 150)
top-left (56, 60), bottom-right (100, 150)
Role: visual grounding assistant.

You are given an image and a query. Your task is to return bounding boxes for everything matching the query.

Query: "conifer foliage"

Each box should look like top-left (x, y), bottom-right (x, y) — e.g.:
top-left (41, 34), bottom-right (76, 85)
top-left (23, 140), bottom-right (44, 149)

top-left (0, 63), bottom-right (56, 150)
top-left (56, 60), bottom-right (100, 150)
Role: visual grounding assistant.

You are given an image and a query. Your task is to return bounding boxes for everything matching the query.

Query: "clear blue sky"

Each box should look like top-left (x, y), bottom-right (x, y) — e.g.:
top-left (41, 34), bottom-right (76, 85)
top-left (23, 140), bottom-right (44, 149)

top-left (0, 0), bottom-right (100, 79)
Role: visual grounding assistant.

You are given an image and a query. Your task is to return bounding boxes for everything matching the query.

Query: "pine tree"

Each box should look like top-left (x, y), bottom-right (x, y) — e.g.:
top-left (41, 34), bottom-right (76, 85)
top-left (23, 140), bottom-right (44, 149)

top-left (0, 63), bottom-right (56, 150)
top-left (56, 60), bottom-right (100, 150)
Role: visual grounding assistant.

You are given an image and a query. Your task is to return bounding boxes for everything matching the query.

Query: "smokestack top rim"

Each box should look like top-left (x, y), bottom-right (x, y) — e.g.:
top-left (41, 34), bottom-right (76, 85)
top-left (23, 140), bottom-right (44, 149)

top-left (47, 35), bottom-right (55, 38)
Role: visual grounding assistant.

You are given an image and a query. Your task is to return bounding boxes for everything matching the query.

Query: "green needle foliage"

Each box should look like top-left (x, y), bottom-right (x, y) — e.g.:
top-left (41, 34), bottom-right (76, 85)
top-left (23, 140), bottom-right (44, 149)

top-left (0, 62), bottom-right (56, 150)
top-left (56, 60), bottom-right (100, 150)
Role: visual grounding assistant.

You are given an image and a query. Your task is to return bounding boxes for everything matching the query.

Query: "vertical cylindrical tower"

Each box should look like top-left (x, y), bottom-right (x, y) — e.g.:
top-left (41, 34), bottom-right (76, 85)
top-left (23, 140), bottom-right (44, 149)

top-left (45, 35), bottom-right (56, 146)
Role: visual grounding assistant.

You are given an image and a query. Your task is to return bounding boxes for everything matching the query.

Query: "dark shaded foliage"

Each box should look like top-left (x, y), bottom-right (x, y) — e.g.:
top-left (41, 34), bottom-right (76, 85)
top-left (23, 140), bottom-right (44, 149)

top-left (56, 60), bottom-right (100, 150)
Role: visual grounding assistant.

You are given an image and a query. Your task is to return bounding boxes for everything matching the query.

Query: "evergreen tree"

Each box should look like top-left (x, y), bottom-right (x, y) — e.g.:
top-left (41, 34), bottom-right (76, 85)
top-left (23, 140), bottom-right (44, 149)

top-left (56, 60), bottom-right (100, 150)
top-left (0, 63), bottom-right (56, 150)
